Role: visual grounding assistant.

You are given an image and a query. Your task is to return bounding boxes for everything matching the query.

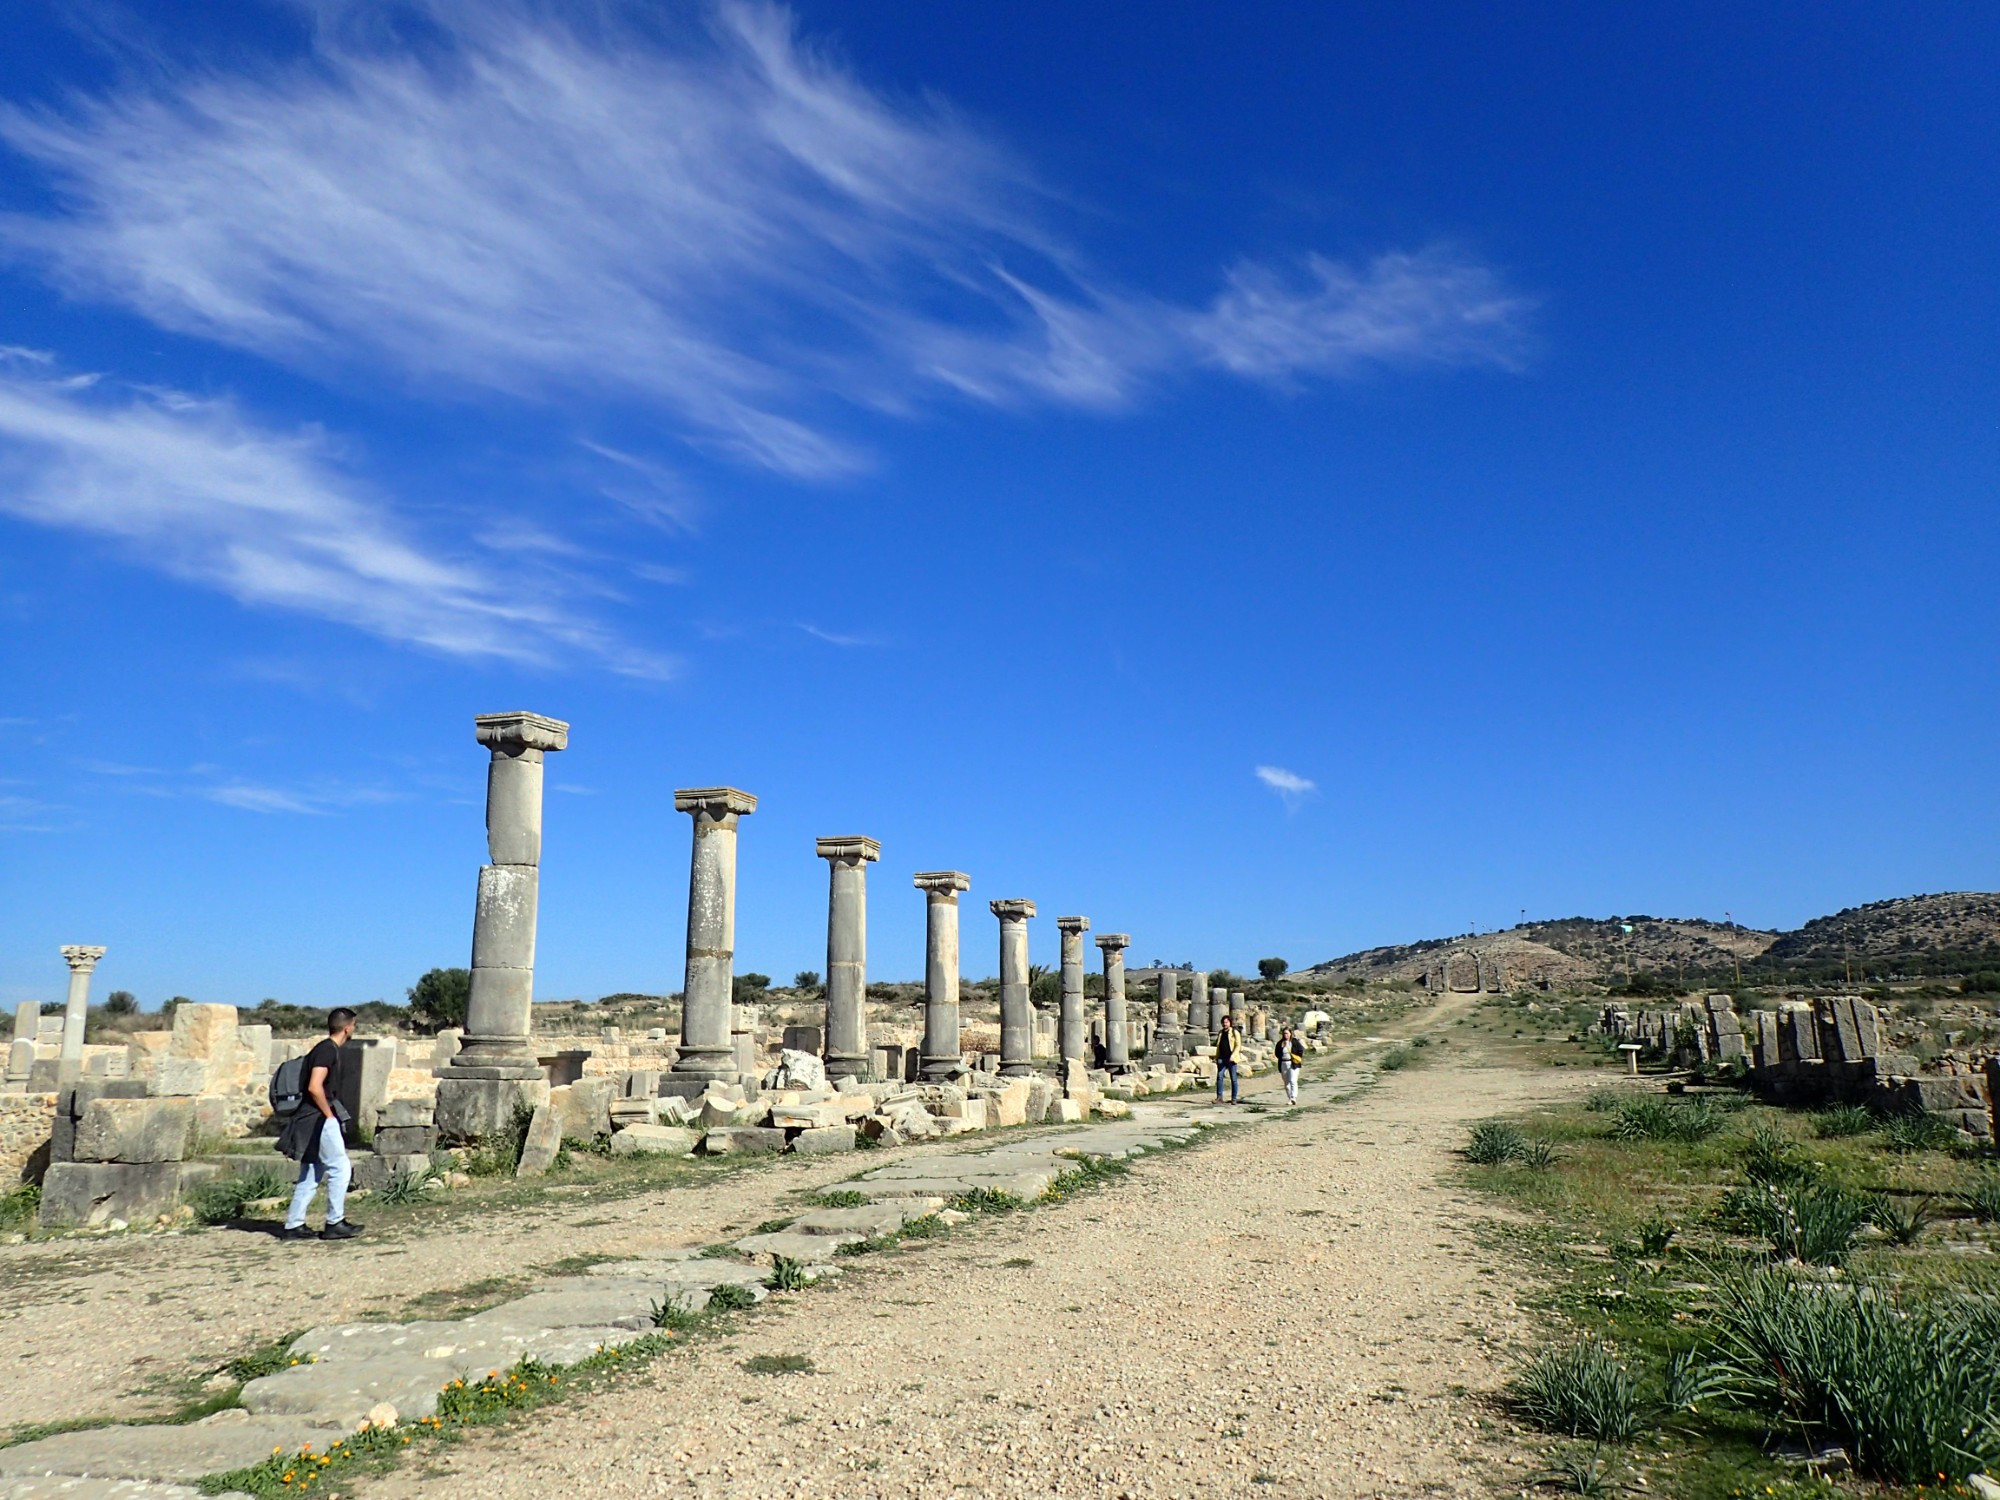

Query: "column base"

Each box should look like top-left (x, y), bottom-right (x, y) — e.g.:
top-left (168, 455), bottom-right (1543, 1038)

top-left (997, 1061), bottom-right (1034, 1078)
top-left (920, 1056), bottom-right (968, 1082)
top-left (434, 1076), bottom-right (549, 1142)
top-left (823, 1050), bottom-right (868, 1080)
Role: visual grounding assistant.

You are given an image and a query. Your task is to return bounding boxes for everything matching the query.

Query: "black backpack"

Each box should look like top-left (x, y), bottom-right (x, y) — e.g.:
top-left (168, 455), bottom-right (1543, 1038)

top-left (268, 1053), bottom-right (309, 1119)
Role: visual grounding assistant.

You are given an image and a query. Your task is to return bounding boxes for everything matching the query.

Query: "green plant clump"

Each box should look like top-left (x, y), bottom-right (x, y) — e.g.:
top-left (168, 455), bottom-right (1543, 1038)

top-left (1509, 1336), bottom-right (1640, 1441)
top-left (767, 1256), bottom-right (810, 1292)
top-left (1962, 1170), bottom-right (2000, 1224)
top-left (1811, 1104), bottom-right (1876, 1139)
top-left (1881, 1110), bottom-right (1961, 1155)
top-left (1611, 1096), bottom-right (1723, 1143)
top-left (705, 1283), bottom-right (757, 1312)
top-left (1703, 1267), bottom-right (2000, 1482)
top-left (189, 1167), bottom-right (293, 1226)
top-left (0, 1183), bottom-right (41, 1232)
top-left (1466, 1121), bottom-right (1529, 1165)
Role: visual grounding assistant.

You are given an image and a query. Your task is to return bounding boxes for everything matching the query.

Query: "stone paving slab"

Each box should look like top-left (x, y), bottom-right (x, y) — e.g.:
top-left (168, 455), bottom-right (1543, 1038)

top-left (289, 1318), bottom-right (651, 1372)
top-left (731, 1230), bottom-right (862, 1262)
top-left (846, 1172), bottom-right (1058, 1201)
top-left (241, 1355), bottom-right (457, 1426)
top-left (0, 1416), bottom-right (344, 1483)
top-left (0, 1479), bottom-right (252, 1500)
top-left (788, 1204), bottom-right (914, 1237)
top-left (580, 1258), bottom-right (768, 1287)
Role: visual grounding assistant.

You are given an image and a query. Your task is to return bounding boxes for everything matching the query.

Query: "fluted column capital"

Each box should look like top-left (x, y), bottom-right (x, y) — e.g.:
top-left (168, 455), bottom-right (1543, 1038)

top-left (675, 786), bottom-right (757, 818)
top-left (914, 870), bottom-right (970, 896)
top-left (60, 945), bottom-right (106, 974)
top-left (816, 835), bottom-right (880, 864)
top-left (474, 710), bottom-right (569, 754)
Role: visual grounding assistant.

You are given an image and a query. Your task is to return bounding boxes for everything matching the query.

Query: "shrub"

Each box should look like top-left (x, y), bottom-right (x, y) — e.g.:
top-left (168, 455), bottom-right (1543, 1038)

top-left (767, 1256), bottom-right (810, 1292)
top-left (1637, 1214), bottom-right (1678, 1255)
top-left (406, 967), bottom-right (470, 1032)
top-left (1509, 1337), bottom-right (1640, 1441)
top-left (1743, 1124), bottom-right (1817, 1190)
top-left (190, 1166), bottom-right (293, 1225)
top-left (1764, 1182), bottom-right (1871, 1266)
top-left (1466, 1122), bottom-right (1529, 1165)
top-left (1257, 958), bottom-right (1289, 981)
top-left (1702, 1267), bottom-right (2000, 1481)
top-left (1870, 1194), bottom-right (1933, 1247)
top-left (377, 1165), bottom-right (441, 1207)
top-left (1378, 1045), bottom-right (1415, 1071)
top-left (1962, 1169), bottom-right (2000, 1223)
top-left (1611, 1096), bottom-right (1723, 1143)
top-left (1812, 1104), bottom-right (1876, 1139)
top-left (650, 1293), bottom-right (700, 1332)
top-left (103, 990), bottom-right (138, 1016)
top-left (704, 1283), bottom-right (757, 1312)
top-left (1882, 1111), bottom-right (1959, 1154)
top-left (792, 971), bottom-right (820, 991)
top-left (0, 1183), bottom-right (40, 1232)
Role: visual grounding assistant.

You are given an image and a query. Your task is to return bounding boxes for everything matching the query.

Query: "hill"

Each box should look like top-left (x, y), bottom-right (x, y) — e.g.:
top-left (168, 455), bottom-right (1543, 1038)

top-left (1303, 892), bottom-right (2000, 989)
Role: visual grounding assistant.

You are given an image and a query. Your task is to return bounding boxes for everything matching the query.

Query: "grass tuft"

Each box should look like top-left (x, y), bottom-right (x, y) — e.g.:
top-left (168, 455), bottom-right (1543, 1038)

top-left (1509, 1336), bottom-right (1640, 1441)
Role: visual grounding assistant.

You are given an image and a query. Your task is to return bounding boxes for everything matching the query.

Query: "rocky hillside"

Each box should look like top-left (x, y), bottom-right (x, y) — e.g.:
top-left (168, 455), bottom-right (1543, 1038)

top-left (1305, 893), bottom-right (2000, 988)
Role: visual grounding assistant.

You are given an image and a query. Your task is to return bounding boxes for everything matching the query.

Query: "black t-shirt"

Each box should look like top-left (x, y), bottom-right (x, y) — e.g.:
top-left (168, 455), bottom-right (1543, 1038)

top-left (304, 1038), bottom-right (346, 1116)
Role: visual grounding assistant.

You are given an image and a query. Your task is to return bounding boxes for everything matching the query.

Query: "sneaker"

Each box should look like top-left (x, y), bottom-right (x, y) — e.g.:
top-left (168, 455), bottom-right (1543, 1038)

top-left (278, 1224), bottom-right (315, 1242)
top-left (319, 1219), bottom-right (364, 1241)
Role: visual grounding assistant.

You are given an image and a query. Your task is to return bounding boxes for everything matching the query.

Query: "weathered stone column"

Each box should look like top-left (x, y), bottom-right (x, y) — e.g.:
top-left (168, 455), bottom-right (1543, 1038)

top-left (6, 1000), bottom-right (41, 1085)
top-left (437, 711), bottom-right (568, 1139)
top-left (1153, 970), bottom-right (1185, 1060)
top-left (58, 946), bottom-right (106, 1080)
top-left (916, 873), bottom-right (971, 1081)
top-left (1208, 978), bottom-right (1226, 1035)
top-left (1097, 934), bottom-right (1132, 1072)
top-left (992, 899), bottom-right (1037, 1077)
top-left (1186, 971), bottom-right (1210, 1045)
top-left (1056, 916), bottom-right (1091, 1065)
top-left (669, 788), bottom-right (758, 1088)
top-left (816, 836), bottom-right (880, 1081)
top-left (1230, 991), bottom-right (1248, 1032)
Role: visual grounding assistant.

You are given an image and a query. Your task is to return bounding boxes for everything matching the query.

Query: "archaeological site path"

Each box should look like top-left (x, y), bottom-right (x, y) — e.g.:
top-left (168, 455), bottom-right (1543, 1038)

top-left (1, 1008), bottom-right (1589, 1499)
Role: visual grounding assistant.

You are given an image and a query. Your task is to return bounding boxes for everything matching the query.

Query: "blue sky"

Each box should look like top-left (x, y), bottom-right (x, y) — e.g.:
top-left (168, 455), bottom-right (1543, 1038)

top-left (2, 2), bottom-right (1995, 1010)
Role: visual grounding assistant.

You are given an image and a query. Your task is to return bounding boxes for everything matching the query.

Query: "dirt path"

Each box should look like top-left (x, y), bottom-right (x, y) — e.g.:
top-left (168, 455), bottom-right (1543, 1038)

top-left (363, 1055), bottom-right (1585, 1500)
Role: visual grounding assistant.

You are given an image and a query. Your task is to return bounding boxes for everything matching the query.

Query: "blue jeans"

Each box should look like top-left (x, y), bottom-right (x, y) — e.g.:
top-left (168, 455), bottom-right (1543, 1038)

top-left (1216, 1062), bottom-right (1240, 1102)
top-left (285, 1117), bottom-right (351, 1228)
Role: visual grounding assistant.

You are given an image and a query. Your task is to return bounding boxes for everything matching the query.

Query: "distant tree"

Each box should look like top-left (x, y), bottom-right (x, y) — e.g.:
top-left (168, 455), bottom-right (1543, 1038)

top-left (103, 990), bottom-right (138, 1016)
top-left (1258, 958), bottom-right (1289, 981)
top-left (793, 970), bottom-right (821, 991)
top-left (1029, 963), bottom-right (1058, 1008)
top-left (407, 967), bottom-right (472, 1031)
top-left (733, 973), bottom-right (772, 1001)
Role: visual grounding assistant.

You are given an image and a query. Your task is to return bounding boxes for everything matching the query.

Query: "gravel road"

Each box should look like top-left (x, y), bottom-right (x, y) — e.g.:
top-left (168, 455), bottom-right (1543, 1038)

top-left (363, 1058), bottom-right (1577, 1500)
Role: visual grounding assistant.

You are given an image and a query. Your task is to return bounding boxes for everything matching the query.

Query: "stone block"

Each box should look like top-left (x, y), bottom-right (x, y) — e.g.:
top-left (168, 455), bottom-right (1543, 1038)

top-left (791, 1125), bottom-right (856, 1155)
top-left (431, 1029), bottom-right (463, 1073)
top-left (337, 1040), bottom-right (396, 1127)
top-left (53, 1079), bottom-right (151, 1161)
top-left (782, 1025), bottom-right (823, 1053)
top-left (150, 1058), bottom-right (208, 1097)
top-left (514, 1103), bottom-right (563, 1177)
top-left (348, 1151), bottom-right (432, 1193)
top-left (72, 1097), bottom-right (193, 1163)
top-left (770, 1101), bottom-right (845, 1130)
top-left (169, 1003), bottom-right (238, 1065)
top-left (372, 1125), bottom-right (434, 1156)
top-left (551, 1077), bottom-right (614, 1142)
top-left (699, 1126), bottom-right (786, 1155)
top-left (1052, 1098), bottom-right (1085, 1123)
top-left (625, 1069), bottom-right (660, 1098)
top-left (610, 1124), bottom-right (697, 1156)
top-left (433, 1077), bottom-right (549, 1142)
top-left (39, 1161), bottom-right (182, 1228)
top-left (943, 1098), bottom-right (988, 1129)
top-left (1024, 1076), bottom-right (1057, 1124)
top-left (379, 1098), bottom-right (434, 1129)
top-left (987, 1078), bottom-right (1030, 1127)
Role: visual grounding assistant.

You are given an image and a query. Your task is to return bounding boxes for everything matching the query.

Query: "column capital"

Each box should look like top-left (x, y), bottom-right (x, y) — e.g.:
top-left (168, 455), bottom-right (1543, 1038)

top-left (1056, 915), bottom-right (1091, 936)
top-left (60, 945), bottom-right (107, 973)
top-left (914, 870), bottom-right (970, 895)
top-left (474, 711), bottom-right (569, 753)
top-left (1095, 933), bottom-right (1131, 953)
top-left (675, 786), bottom-right (757, 816)
top-left (815, 835), bottom-right (880, 863)
top-left (990, 899), bottom-right (1036, 920)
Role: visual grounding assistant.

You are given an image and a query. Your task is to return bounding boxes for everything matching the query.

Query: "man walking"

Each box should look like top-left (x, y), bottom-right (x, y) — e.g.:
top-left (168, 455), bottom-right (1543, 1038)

top-left (1276, 1024), bottom-right (1305, 1105)
top-left (1214, 1013), bottom-right (1242, 1104)
top-left (279, 1007), bottom-right (364, 1241)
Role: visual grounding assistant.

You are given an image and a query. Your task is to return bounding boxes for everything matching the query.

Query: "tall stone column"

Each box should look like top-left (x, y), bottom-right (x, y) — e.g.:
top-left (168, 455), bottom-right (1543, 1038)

top-left (58, 945), bottom-right (106, 1080)
top-left (1230, 990), bottom-right (1248, 1031)
top-left (916, 872), bottom-right (970, 1082)
top-left (816, 836), bottom-right (879, 1081)
top-left (1056, 916), bottom-right (1091, 1065)
top-left (992, 899), bottom-right (1037, 1077)
top-left (437, 711), bottom-right (568, 1139)
top-left (1186, 971), bottom-right (1210, 1044)
top-left (1097, 934), bottom-right (1132, 1072)
top-left (669, 788), bottom-right (758, 1089)
top-left (1208, 977), bottom-right (1226, 1036)
top-left (1153, 970), bottom-right (1185, 1060)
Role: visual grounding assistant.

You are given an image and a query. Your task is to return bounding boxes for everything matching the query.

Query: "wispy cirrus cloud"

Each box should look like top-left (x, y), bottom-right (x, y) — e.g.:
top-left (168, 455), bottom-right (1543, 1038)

top-left (0, 1), bottom-right (1531, 484)
top-left (1255, 764), bottom-right (1318, 810)
top-left (0, 363), bottom-right (672, 673)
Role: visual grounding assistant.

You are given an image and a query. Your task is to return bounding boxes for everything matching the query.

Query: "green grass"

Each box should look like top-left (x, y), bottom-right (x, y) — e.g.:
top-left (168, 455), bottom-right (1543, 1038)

top-left (188, 1166), bottom-right (293, 1225)
top-left (741, 1353), bottom-right (814, 1375)
top-left (813, 1189), bottom-right (869, 1208)
top-left (1509, 1336), bottom-right (1639, 1440)
top-left (1882, 1110), bottom-right (1961, 1154)
top-left (0, 1183), bottom-right (39, 1233)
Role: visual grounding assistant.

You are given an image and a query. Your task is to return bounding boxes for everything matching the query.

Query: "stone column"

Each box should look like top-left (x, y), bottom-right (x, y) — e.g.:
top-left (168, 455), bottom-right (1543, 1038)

top-left (1230, 991), bottom-right (1248, 1031)
top-left (916, 873), bottom-right (971, 1081)
top-left (1209, 981), bottom-right (1227, 1036)
top-left (1097, 934), bottom-right (1132, 1072)
top-left (437, 711), bottom-right (568, 1139)
top-left (6, 1001), bottom-right (40, 1085)
top-left (1153, 970), bottom-right (1185, 1060)
top-left (1056, 916), bottom-right (1091, 1065)
top-left (992, 899), bottom-right (1037, 1077)
top-left (669, 788), bottom-right (758, 1089)
top-left (817, 836), bottom-right (880, 1081)
top-left (58, 946), bottom-right (106, 1079)
top-left (1186, 972), bottom-right (1210, 1044)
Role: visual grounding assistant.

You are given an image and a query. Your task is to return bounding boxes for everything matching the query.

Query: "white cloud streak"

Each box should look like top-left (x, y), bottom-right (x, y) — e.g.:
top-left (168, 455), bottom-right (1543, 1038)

top-left (0, 366), bottom-right (670, 672)
top-left (1255, 764), bottom-right (1317, 809)
top-left (0, 2), bottom-right (1531, 481)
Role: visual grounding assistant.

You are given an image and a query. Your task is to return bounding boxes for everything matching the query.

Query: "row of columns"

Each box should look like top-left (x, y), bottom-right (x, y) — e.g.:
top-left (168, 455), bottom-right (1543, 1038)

top-left (438, 710), bottom-right (1256, 1118)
